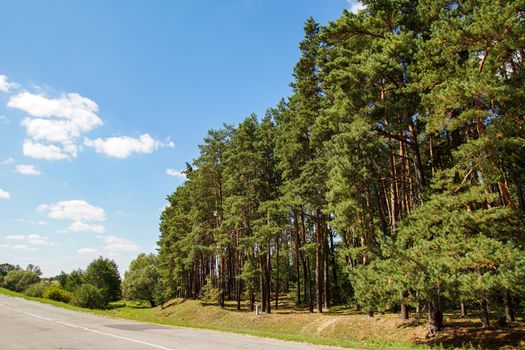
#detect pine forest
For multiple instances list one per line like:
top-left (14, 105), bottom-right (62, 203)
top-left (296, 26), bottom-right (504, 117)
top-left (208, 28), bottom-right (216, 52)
top-left (157, 0), bottom-right (525, 332)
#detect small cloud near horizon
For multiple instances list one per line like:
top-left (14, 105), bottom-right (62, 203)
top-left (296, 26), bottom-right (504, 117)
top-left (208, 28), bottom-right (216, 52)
top-left (16, 164), bottom-right (42, 176)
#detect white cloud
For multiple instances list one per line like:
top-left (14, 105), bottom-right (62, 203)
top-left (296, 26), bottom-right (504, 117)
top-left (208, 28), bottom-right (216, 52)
top-left (84, 133), bottom-right (171, 159)
top-left (38, 200), bottom-right (106, 221)
top-left (5, 234), bottom-right (51, 246)
top-left (166, 168), bottom-right (186, 178)
top-left (77, 247), bottom-right (98, 256)
top-left (23, 141), bottom-right (70, 160)
top-left (0, 243), bottom-right (36, 251)
top-left (348, 0), bottom-right (366, 14)
top-left (4, 234), bottom-right (24, 240)
top-left (16, 164), bottom-right (41, 176)
top-left (0, 188), bottom-right (11, 199)
top-left (8, 92), bottom-right (101, 127)
top-left (0, 75), bottom-right (17, 93)
top-left (0, 116), bottom-right (9, 124)
top-left (100, 235), bottom-right (139, 253)
top-left (0, 158), bottom-right (15, 165)
top-left (64, 221), bottom-right (106, 234)
top-left (7, 84), bottom-right (173, 162)
top-left (8, 92), bottom-right (102, 160)
top-left (21, 118), bottom-right (82, 146)
top-left (11, 218), bottom-right (47, 225)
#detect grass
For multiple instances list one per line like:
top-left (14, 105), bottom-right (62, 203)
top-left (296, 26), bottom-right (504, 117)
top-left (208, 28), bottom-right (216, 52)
top-left (1, 287), bottom-right (523, 350)
top-left (103, 300), bottom-right (430, 350)
top-left (0, 287), bottom-right (425, 350)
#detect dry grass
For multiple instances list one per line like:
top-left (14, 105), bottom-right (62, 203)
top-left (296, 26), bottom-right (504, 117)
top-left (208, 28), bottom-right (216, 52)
top-left (113, 298), bottom-right (427, 349)
top-left (150, 299), bottom-right (525, 349)
top-left (154, 298), bottom-right (426, 342)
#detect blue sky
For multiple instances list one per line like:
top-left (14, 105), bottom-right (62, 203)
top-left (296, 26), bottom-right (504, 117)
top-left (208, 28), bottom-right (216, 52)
top-left (0, 0), bottom-right (356, 277)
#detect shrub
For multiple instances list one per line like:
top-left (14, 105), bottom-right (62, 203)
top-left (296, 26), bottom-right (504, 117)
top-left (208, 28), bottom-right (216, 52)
top-left (201, 276), bottom-right (222, 305)
top-left (43, 284), bottom-right (71, 303)
top-left (3, 269), bottom-right (40, 292)
top-left (71, 284), bottom-right (107, 309)
top-left (23, 280), bottom-right (52, 298)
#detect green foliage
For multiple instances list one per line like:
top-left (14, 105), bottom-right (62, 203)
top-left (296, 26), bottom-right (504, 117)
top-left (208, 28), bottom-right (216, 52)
top-left (239, 259), bottom-right (259, 295)
top-left (7, 0), bottom-right (525, 331)
top-left (0, 263), bottom-right (18, 279)
top-left (201, 276), bottom-right (222, 305)
top-left (23, 280), bottom-right (52, 298)
top-left (0, 263), bottom-right (19, 287)
top-left (25, 264), bottom-right (42, 276)
top-left (122, 253), bottom-right (161, 307)
top-left (43, 284), bottom-right (71, 303)
top-left (71, 284), bottom-right (107, 309)
top-left (57, 269), bottom-right (84, 292)
top-left (155, 0), bottom-right (525, 330)
top-left (83, 257), bottom-right (121, 303)
top-left (3, 269), bottom-right (40, 292)
top-left (351, 259), bottom-right (396, 313)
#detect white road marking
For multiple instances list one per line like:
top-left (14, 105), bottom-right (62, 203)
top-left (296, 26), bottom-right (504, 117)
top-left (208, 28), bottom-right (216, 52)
top-left (0, 301), bottom-right (175, 350)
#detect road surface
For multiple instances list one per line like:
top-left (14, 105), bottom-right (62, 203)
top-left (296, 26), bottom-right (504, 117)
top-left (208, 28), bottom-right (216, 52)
top-left (0, 294), bottom-right (341, 350)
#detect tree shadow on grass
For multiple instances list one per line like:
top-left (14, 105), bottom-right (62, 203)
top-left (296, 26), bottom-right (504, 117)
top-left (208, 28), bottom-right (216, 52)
top-left (419, 321), bottom-right (525, 349)
top-left (161, 298), bottom-right (188, 309)
top-left (126, 304), bottom-right (151, 309)
top-left (107, 302), bottom-right (127, 310)
top-left (396, 319), bottom-right (423, 328)
top-left (108, 301), bottom-right (154, 310)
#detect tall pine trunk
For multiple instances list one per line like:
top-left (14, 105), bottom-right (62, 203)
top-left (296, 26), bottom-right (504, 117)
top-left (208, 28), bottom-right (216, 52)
top-left (323, 218), bottom-right (330, 310)
top-left (301, 210), bottom-right (313, 313)
top-left (260, 256), bottom-right (267, 312)
top-left (480, 297), bottom-right (490, 328)
top-left (503, 289), bottom-right (515, 323)
top-left (408, 121), bottom-right (426, 190)
top-left (250, 290), bottom-right (255, 312)
top-left (315, 211), bottom-right (324, 313)
top-left (460, 301), bottom-right (467, 317)
top-left (275, 235), bottom-right (279, 310)
top-left (428, 298), bottom-right (443, 332)
top-left (219, 256), bottom-right (225, 307)
top-left (293, 211), bottom-right (302, 304)
top-left (329, 228), bottom-right (339, 303)
top-left (266, 248), bottom-right (272, 314)
top-left (400, 291), bottom-right (409, 320)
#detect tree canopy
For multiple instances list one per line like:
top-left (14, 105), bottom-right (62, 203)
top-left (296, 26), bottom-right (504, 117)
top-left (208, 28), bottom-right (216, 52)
top-left (156, 0), bottom-right (525, 330)
top-left (122, 253), bottom-right (161, 307)
top-left (83, 257), bottom-right (122, 303)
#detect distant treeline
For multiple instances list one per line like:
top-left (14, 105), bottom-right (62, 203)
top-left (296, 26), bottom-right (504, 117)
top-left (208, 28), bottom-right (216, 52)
top-left (0, 258), bottom-right (122, 309)
top-left (1, 253), bottom-right (161, 311)
top-left (157, 0), bottom-right (525, 331)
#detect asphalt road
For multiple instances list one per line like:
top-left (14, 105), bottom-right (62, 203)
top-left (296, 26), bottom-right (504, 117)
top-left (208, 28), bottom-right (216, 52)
top-left (0, 294), bottom-right (340, 350)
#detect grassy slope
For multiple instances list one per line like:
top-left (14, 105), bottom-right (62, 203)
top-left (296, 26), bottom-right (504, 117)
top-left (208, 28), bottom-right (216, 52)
top-left (110, 298), bottom-right (432, 350)
top-left (13, 288), bottom-right (525, 350)
top-left (4, 288), bottom-right (525, 350)
top-left (5, 287), bottom-right (518, 350)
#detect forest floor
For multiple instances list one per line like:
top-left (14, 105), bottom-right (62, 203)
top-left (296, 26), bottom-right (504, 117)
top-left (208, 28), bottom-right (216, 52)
top-left (1, 288), bottom-right (523, 349)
